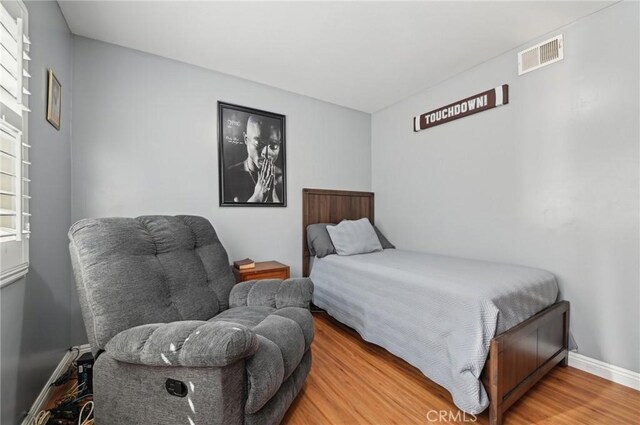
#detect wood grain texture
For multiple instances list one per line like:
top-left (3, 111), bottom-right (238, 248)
top-left (488, 301), bottom-right (569, 424)
top-left (283, 314), bottom-right (640, 425)
top-left (232, 261), bottom-right (290, 283)
top-left (302, 188), bottom-right (374, 277)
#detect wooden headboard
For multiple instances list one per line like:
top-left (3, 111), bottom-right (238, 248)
top-left (302, 188), bottom-right (374, 277)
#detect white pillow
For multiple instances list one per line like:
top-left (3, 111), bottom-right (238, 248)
top-left (326, 218), bottom-right (383, 256)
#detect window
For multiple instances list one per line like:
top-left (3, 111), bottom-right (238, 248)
top-left (1, 0), bottom-right (30, 287)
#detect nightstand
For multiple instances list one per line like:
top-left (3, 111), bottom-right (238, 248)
top-left (233, 261), bottom-right (290, 283)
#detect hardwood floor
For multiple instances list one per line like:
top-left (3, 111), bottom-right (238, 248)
top-left (282, 313), bottom-right (640, 425)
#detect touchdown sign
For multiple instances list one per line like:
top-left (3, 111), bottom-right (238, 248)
top-left (413, 85), bottom-right (509, 132)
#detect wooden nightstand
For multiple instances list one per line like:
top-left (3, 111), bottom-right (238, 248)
top-left (233, 261), bottom-right (290, 283)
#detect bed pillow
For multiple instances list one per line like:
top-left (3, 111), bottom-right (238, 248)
top-left (306, 223), bottom-right (336, 258)
top-left (326, 218), bottom-right (383, 256)
top-left (373, 226), bottom-right (395, 249)
top-left (307, 222), bottom-right (395, 257)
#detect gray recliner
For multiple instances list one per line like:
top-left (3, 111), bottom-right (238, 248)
top-left (68, 215), bottom-right (314, 425)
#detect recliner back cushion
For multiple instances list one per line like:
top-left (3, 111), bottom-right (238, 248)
top-left (69, 215), bottom-right (236, 351)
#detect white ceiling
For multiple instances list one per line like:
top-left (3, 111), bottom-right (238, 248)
top-left (58, 1), bottom-right (614, 113)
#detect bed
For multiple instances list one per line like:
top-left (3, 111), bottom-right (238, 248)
top-left (302, 188), bottom-right (570, 425)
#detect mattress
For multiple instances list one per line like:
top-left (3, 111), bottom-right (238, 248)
top-left (309, 249), bottom-right (558, 414)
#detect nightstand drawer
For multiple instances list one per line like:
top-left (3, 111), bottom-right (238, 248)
top-left (233, 261), bottom-right (290, 283)
top-left (241, 270), bottom-right (289, 282)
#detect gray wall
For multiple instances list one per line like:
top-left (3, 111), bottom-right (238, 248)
top-left (71, 37), bottom-right (371, 279)
top-left (372, 2), bottom-right (639, 372)
top-left (1, 1), bottom-right (74, 424)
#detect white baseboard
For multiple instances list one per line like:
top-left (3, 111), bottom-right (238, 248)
top-left (21, 344), bottom-right (91, 425)
top-left (568, 352), bottom-right (640, 391)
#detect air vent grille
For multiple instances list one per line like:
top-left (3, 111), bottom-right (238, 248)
top-left (518, 34), bottom-right (563, 75)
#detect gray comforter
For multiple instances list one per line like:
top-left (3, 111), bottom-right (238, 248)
top-left (310, 249), bottom-right (558, 414)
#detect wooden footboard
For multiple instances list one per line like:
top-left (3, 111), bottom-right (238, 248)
top-left (484, 301), bottom-right (570, 425)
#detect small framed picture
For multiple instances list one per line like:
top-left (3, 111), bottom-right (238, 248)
top-left (218, 102), bottom-right (286, 207)
top-left (46, 69), bottom-right (61, 130)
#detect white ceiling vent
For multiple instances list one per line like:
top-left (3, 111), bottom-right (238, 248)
top-left (518, 34), bottom-right (563, 75)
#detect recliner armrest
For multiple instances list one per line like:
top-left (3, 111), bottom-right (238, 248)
top-left (105, 320), bottom-right (258, 367)
top-left (229, 278), bottom-right (314, 309)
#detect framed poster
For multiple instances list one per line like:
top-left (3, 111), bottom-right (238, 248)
top-left (46, 69), bottom-right (62, 130)
top-left (218, 102), bottom-right (286, 207)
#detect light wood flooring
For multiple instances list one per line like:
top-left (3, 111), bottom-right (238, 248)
top-left (282, 313), bottom-right (640, 425)
top-left (38, 313), bottom-right (639, 424)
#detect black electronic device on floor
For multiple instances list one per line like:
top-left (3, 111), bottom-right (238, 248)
top-left (76, 352), bottom-right (94, 397)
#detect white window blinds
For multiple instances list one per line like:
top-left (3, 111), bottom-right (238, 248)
top-left (1, 0), bottom-right (30, 286)
top-left (1, 3), bottom-right (30, 117)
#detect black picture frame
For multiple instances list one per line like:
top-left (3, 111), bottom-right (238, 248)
top-left (218, 102), bottom-right (287, 207)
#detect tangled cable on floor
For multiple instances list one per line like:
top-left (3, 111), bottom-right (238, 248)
top-left (29, 349), bottom-right (94, 425)
top-left (31, 386), bottom-right (94, 425)
top-left (78, 401), bottom-right (94, 425)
